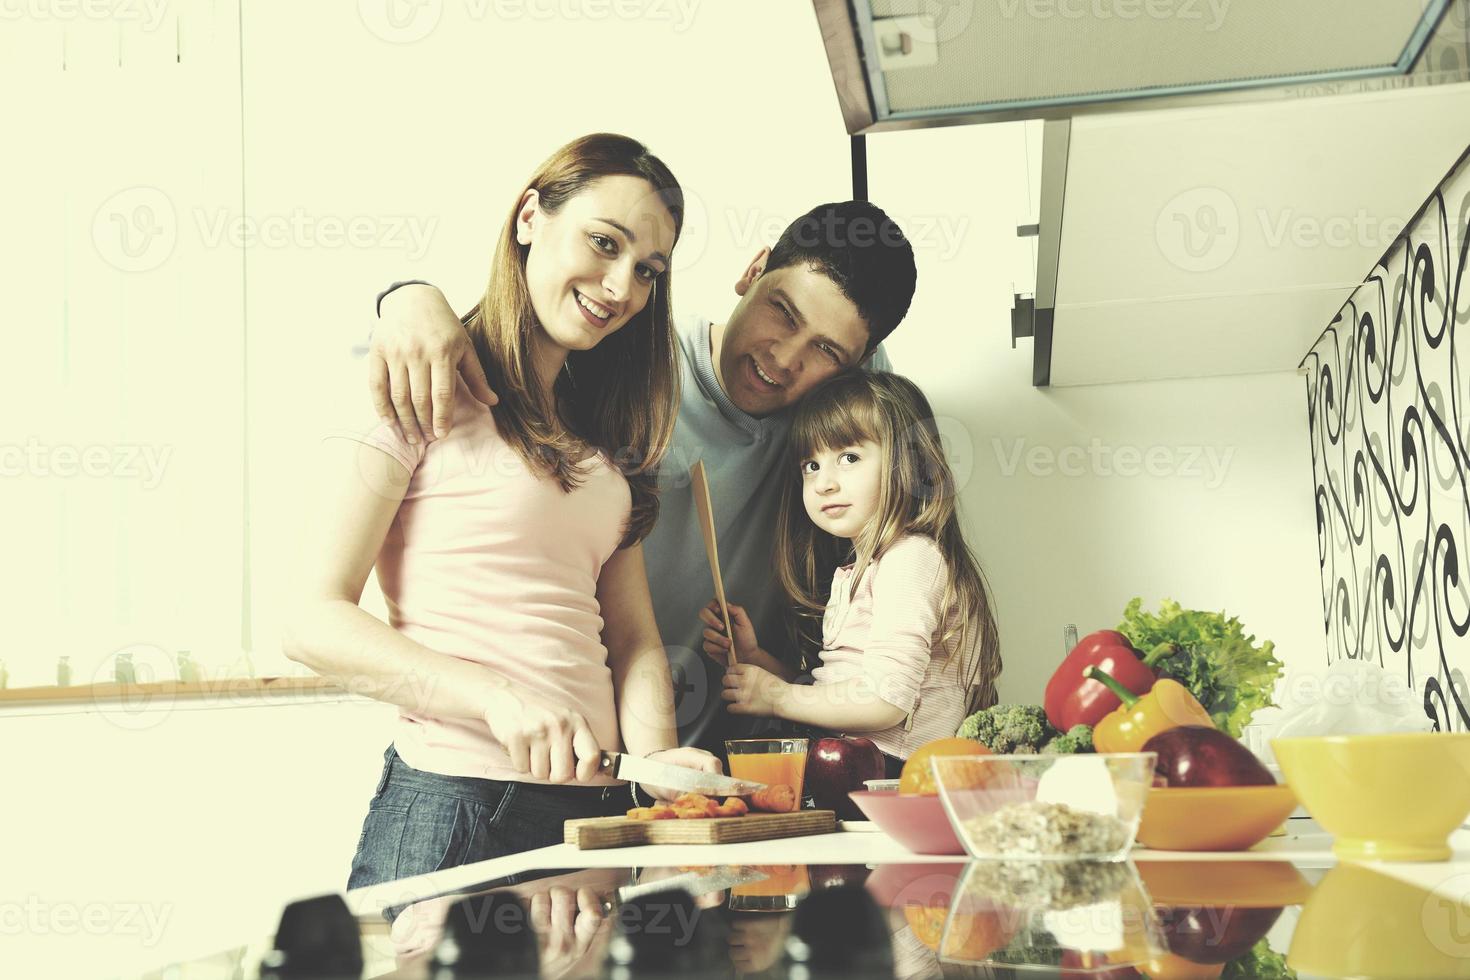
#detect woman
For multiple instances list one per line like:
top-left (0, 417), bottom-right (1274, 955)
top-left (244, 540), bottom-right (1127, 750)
top-left (284, 134), bottom-right (720, 901)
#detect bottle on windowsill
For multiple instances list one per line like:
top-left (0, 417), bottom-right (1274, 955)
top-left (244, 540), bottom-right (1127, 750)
top-left (114, 651), bottom-right (137, 686)
top-left (57, 656), bottom-right (72, 687)
top-left (177, 650), bottom-right (202, 685)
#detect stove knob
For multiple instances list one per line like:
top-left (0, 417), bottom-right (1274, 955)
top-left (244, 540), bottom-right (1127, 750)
top-left (260, 893), bottom-right (363, 979)
top-left (430, 892), bottom-right (540, 979)
top-left (605, 889), bottom-right (729, 978)
top-left (786, 885), bottom-right (893, 978)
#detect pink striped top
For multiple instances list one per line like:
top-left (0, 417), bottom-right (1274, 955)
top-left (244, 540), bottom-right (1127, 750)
top-left (811, 534), bottom-right (976, 759)
top-left (328, 380), bottom-right (631, 784)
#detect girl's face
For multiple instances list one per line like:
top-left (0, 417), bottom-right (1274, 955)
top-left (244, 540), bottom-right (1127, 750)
top-left (800, 439), bottom-right (884, 540)
top-left (517, 174), bottom-right (675, 354)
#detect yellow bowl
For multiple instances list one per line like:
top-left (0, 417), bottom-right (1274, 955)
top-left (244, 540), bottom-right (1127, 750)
top-left (1290, 861), bottom-right (1470, 978)
top-left (1272, 732), bottom-right (1470, 862)
top-left (1135, 784), bottom-right (1297, 851)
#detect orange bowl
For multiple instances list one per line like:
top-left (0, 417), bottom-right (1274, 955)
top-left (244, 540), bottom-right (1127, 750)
top-left (1137, 860), bottom-right (1315, 907)
top-left (1136, 784), bottom-right (1297, 851)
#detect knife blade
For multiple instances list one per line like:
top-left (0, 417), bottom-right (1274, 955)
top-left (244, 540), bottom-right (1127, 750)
top-left (598, 752), bottom-right (767, 797)
top-left (602, 866), bottom-right (769, 914)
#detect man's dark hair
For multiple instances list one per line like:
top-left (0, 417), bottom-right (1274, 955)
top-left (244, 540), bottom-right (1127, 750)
top-left (764, 201), bottom-right (917, 354)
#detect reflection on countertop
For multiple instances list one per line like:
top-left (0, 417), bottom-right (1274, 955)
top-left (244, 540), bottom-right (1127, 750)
top-left (147, 852), bottom-right (1470, 979)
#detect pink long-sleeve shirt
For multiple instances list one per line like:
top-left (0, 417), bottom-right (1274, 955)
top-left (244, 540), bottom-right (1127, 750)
top-left (811, 534), bottom-right (976, 758)
top-left (329, 381), bottom-right (631, 784)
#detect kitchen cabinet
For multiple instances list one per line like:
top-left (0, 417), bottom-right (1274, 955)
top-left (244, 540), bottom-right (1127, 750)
top-left (1014, 83), bottom-right (1470, 386)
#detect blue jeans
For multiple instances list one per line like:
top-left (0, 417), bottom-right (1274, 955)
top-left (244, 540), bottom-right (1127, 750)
top-left (346, 744), bottom-right (627, 916)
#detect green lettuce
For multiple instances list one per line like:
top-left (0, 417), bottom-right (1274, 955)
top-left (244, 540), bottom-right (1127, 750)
top-left (1220, 938), bottom-right (1295, 978)
top-left (1118, 598), bottom-right (1283, 738)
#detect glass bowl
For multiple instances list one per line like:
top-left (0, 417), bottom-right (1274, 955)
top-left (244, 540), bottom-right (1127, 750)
top-left (938, 860), bottom-right (1164, 968)
top-left (930, 753), bottom-right (1156, 862)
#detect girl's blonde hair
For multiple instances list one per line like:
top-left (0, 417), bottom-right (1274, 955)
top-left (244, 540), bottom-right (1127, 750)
top-left (774, 371), bottom-right (1001, 714)
top-left (463, 133), bottom-right (682, 547)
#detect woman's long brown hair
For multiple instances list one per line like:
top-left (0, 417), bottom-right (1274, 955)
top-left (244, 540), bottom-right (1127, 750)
top-left (463, 133), bottom-right (683, 547)
top-left (774, 371), bottom-right (1001, 715)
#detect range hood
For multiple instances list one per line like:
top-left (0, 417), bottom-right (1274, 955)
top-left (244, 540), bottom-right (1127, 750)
top-left (815, 0), bottom-right (1469, 132)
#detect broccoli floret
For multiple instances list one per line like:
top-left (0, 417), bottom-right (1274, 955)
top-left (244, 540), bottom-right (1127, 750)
top-left (1042, 725), bottom-right (1095, 755)
top-left (957, 704), bottom-right (1057, 754)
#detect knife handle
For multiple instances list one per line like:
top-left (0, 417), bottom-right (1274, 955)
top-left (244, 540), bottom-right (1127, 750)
top-left (597, 751), bottom-right (620, 778)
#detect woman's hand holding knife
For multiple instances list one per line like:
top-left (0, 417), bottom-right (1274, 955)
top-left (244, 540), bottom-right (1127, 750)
top-left (483, 689), bottom-right (721, 799)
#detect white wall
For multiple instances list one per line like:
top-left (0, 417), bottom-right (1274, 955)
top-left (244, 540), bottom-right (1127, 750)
top-left (7, 2), bottom-right (1325, 977)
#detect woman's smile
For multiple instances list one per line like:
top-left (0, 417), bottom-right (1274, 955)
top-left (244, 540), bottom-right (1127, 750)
top-left (574, 289), bottom-right (615, 329)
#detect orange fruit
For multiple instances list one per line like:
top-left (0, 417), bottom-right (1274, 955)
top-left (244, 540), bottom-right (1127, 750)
top-left (903, 905), bottom-right (948, 950)
top-left (902, 905), bottom-right (1017, 960)
top-left (939, 910), bottom-right (1020, 962)
top-left (898, 737), bottom-right (988, 797)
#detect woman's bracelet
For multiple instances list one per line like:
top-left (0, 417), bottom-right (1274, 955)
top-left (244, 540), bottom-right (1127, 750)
top-left (630, 781), bottom-right (652, 808)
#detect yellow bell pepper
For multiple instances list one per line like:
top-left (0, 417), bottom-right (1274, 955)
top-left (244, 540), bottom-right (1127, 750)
top-left (1143, 952), bottom-right (1225, 979)
top-left (1083, 665), bottom-right (1215, 754)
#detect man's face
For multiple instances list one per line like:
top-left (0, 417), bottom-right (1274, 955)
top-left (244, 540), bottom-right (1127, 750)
top-left (716, 253), bottom-right (873, 417)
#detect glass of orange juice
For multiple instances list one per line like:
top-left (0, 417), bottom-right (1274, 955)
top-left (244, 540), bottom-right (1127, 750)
top-left (725, 738), bottom-right (808, 808)
top-left (729, 864), bottom-right (812, 911)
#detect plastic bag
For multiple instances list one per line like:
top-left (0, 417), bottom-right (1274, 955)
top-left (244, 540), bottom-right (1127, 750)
top-left (1242, 659), bottom-right (1432, 767)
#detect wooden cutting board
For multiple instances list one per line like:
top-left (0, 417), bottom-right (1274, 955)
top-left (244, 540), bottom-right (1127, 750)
top-left (565, 811), bottom-right (836, 849)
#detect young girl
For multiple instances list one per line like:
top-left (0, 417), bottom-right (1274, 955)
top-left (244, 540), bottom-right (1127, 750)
top-left (285, 134), bottom-right (719, 902)
top-left (700, 371), bottom-right (1000, 775)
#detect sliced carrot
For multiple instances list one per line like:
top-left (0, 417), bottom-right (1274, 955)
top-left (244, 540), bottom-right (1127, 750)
top-left (714, 797), bottom-right (750, 818)
top-left (680, 799), bottom-right (722, 819)
top-left (748, 783), bottom-right (797, 813)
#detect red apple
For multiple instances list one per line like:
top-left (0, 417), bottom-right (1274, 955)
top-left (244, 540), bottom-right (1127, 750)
top-left (1143, 726), bottom-right (1275, 788)
top-left (806, 736), bottom-right (887, 820)
top-left (1157, 905), bottom-right (1284, 963)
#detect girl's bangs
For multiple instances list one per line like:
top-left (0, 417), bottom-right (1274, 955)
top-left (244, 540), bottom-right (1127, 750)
top-left (789, 382), bottom-right (883, 460)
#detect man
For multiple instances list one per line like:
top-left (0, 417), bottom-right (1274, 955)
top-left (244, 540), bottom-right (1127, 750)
top-left (369, 201), bottom-right (916, 751)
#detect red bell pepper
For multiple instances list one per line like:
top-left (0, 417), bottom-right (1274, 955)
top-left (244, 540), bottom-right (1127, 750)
top-left (1045, 629), bottom-right (1160, 731)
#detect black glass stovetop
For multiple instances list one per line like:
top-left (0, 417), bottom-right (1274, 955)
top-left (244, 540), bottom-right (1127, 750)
top-left (132, 856), bottom-right (1470, 978)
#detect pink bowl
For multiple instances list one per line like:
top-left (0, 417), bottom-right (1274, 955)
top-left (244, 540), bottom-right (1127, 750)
top-left (848, 790), bottom-right (965, 855)
top-left (865, 862), bottom-right (968, 907)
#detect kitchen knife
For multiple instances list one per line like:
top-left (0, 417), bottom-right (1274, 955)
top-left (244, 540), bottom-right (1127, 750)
top-left (598, 752), bottom-right (767, 797)
top-left (601, 866), bottom-right (769, 914)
